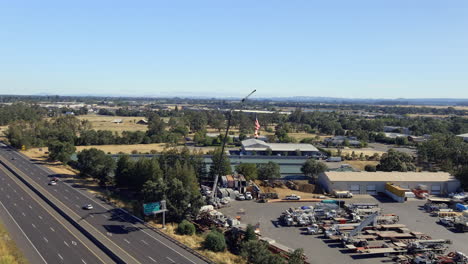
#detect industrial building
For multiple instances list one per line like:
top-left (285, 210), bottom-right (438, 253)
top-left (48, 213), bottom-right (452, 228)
top-left (319, 171), bottom-right (461, 196)
top-left (241, 138), bottom-right (320, 157)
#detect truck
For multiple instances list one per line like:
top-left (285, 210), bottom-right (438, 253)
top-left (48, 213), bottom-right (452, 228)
top-left (285, 194), bottom-right (301, 200)
top-left (327, 157), bottom-right (342, 162)
top-left (333, 191), bottom-right (353, 198)
top-left (244, 192), bottom-right (253, 200)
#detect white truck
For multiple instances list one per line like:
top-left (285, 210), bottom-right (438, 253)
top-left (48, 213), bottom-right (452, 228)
top-left (244, 192), bottom-right (253, 200)
top-left (285, 194), bottom-right (301, 200)
top-left (333, 191), bottom-right (353, 198)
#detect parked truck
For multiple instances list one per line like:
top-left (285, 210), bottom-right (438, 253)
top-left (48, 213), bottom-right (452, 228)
top-left (333, 191), bottom-right (353, 198)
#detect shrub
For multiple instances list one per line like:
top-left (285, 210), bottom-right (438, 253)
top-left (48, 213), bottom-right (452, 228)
top-left (364, 165), bottom-right (377, 172)
top-left (177, 220), bottom-right (195, 235)
top-left (203, 230), bottom-right (226, 252)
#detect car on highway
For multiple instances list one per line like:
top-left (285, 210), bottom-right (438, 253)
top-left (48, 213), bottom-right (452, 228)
top-left (48, 181), bottom-right (57, 186)
top-left (83, 204), bottom-right (93, 210)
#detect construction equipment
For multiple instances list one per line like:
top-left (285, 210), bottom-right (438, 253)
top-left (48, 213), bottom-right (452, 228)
top-left (341, 212), bottom-right (379, 245)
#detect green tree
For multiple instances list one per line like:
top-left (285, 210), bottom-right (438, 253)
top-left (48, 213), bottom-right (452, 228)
top-left (364, 164), bottom-right (377, 172)
top-left (115, 155), bottom-right (133, 188)
top-left (288, 248), bottom-right (305, 264)
top-left (203, 230), bottom-right (226, 252)
top-left (47, 140), bottom-right (76, 163)
top-left (177, 220), bottom-right (196, 235)
top-left (257, 162), bottom-right (281, 180)
top-left (377, 149), bottom-right (416, 172)
top-left (240, 240), bottom-right (285, 264)
top-left (235, 163), bottom-right (258, 181)
top-left (301, 159), bottom-right (327, 182)
top-left (77, 148), bottom-right (116, 186)
top-left (209, 149), bottom-right (232, 179)
top-left (244, 224), bottom-right (257, 242)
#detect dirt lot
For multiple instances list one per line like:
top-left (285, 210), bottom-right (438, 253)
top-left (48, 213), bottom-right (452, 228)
top-left (77, 114), bottom-right (148, 134)
top-left (325, 147), bottom-right (386, 157)
top-left (219, 197), bottom-right (467, 264)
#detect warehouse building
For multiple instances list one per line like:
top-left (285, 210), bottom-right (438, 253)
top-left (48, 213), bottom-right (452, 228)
top-left (241, 139), bottom-right (321, 157)
top-left (319, 171), bottom-right (461, 196)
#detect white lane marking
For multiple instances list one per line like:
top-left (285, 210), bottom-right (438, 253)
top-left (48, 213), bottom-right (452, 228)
top-left (65, 189), bottom-right (69, 192)
top-left (74, 204), bottom-right (80, 208)
top-left (0, 187), bottom-right (3, 190)
top-left (148, 256), bottom-right (157, 262)
top-left (81, 259), bottom-right (87, 264)
top-left (0, 200), bottom-right (47, 264)
top-left (20, 196), bottom-right (24, 200)
top-left (106, 232), bottom-right (112, 237)
top-left (58, 253), bottom-right (63, 261)
top-left (72, 241), bottom-right (77, 246)
top-left (38, 215), bottom-right (43, 220)
top-left (43, 237), bottom-right (48, 243)
top-left (21, 212), bottom-right (26, 216)
top-left (166, 257), bottom-right (175, 263)
top-left (64, 196), bottom-right (69, 200)
top-left (141, 239), bottom-right (149, 245)
top-left (13, 203), bottom-right (17, 207)
top-left (75, 196), bottom-right (79, 199)
top-left (31, 223), bottom-right (36, 228)
top-left (50, 227), bottom-right (55, 232)
top-left (124, 238), bottom-right (131, 244)
top-left (28, 205), bottom-right (33, 209)
top-left (89, 214), bottom-right (94, 218)
top-left (6, 195), bottom-right (10, 199)
top-left (64, 241), bottom-right (69, 247)
top-left (13, 189), bottom-right (16, 193)
top-left (102, 215), bottom-right (108, 219)
top-left (54, 189), bottom-right (58, 192)
top-left (7, 183), bottom-right (10, 186)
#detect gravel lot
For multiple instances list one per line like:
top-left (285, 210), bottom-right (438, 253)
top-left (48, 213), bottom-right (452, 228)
top-left (218, 196), bottom-right (467, 264)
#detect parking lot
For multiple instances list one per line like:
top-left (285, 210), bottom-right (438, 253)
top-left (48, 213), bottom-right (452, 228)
top-left (218, 196), bottom-right (466, 264)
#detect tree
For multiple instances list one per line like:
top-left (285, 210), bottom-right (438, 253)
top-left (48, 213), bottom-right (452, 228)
top-left (203, 230), bottom-right (226, 252)
top-left (209, 149), bottom-right (232, 179)
top-left (240, 240), bottom-right (285, 264)
top-left (288, 248), bottom-right (305, 264)
top-left (244, 224), bottom-right (257, 242)
top-left (235, 163), bottom-right (258, 181)
top-left (395, 136), bottom-right (409, 146)
top-left (364, 164), bottom-right (377, 172)
top-left (47, 140), bottom-right (76, 163)
top-left (177, 220), bottom-right (195, 235)
top-left (77, 148), bottom-right (116, 186)
top-left (115, 155), bottom-right (133, 188)
top-left (377, 149), bottom-right (416, 172)
top-left (257, 162), bottom-right (280, 180)
top-left (301, 159), bottom-right (327, 182)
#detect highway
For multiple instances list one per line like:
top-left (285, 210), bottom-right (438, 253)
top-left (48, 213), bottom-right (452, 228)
top-left (0, 164), bottom-right (111, 264)
top-left (0, 146), bottom-right (210, 264)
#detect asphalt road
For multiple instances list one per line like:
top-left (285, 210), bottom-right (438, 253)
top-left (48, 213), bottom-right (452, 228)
top-left (0, 164), bottom-right (109, 264)
top-left (0, 146), bottom-right (209, 264)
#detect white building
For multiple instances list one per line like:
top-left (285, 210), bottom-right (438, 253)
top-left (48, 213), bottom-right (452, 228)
top-left (319, 171), bottom-right (460, 196)
top-left (241, 139), bottom-right (320, 157)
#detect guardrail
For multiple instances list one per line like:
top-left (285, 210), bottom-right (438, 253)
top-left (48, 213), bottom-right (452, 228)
top-left (0, 158), bottom-right (127, 264)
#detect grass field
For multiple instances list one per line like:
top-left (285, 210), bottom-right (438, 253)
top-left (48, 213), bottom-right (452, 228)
top-left (345, 160), bottom-right (380, 171)
top-left (0, 221), bottom-right (28, 264)
top-left (76, 114), bottom-right (148, 134)
top-left (325, 147), bottom-right (385, 157)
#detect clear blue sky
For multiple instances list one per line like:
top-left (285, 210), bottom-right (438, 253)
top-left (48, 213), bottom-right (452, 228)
top-left (1, 1), bottom-right (467, 98)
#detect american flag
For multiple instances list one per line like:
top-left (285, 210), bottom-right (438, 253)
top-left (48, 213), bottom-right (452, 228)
top-left (254, 118), bottom-right (260, 138)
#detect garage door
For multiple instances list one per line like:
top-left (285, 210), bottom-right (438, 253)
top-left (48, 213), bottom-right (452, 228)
top-left (431, 185), bottom-right (441, 195)
top-left (366, 185), bottom-right (377, 195)
top-left (350, 185), bottom-right (360, 194)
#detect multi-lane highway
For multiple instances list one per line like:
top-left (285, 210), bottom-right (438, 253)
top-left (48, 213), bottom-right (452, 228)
top-left (0, 163), bottom-right (112, 264)
top-left (0, 145), bottom-right (210, 264)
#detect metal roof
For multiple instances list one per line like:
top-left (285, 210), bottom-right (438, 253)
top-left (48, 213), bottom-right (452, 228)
top-left (241, 139), bottom-right (319, 152)
top-left (324, 171), bottom-right (458, 182)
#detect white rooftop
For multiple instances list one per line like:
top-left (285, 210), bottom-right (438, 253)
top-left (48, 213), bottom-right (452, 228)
top-left (324, 171), bottom-right (458, 182)
top-left (242, 139), bottom-right (319, 152)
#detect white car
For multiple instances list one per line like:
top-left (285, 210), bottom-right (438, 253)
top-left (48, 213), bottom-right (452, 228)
top-left (83, 204), bottom-right (93, 210)
top-left (285, 194), bottom-right (301, 200)
top-left (48, 181), bottom-right (57, 186)
top-left (245, 192), bottom-right (253, 200)
top-left (236, 194), bottom-right (246, 201)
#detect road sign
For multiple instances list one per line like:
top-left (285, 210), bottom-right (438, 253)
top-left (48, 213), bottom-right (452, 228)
top-left (143, 200), bottom-right (167, 216)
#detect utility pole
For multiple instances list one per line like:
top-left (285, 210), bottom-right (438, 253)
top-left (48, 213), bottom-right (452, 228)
top-left (211, 90), bottom-right (256, 199)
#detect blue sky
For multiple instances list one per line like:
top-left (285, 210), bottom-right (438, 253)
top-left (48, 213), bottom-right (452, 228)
top-left (1, 1), bottom-right (467, 98)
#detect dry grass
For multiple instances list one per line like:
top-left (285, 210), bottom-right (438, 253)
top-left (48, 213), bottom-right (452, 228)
top-left (326, 148), bottom-right (385, 157)
top-left (0, 221), bottom-right (28, 264)
top-left (255, 180), bottom-right (321, 198)
top-left (344, 160), bottom-right (380, 171)
top-left (77, 114), bottom-right (147, 134)
top-left (152, 223), bottom-right (245, 264)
